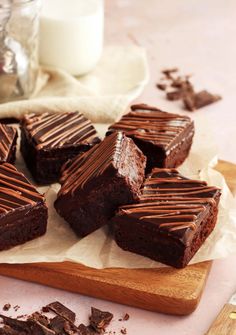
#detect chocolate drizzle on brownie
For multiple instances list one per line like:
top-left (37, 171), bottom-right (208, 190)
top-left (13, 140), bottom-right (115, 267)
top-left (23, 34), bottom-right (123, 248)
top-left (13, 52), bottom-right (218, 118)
top-left (118, 168), bottom-right (220, 242)
top-left (60, 132), bottom-right (124, 195)
top-left (0, 124), bottom-right (17, 161)
top-left (0, 163), bottom-right (44, 213)
top-left (108, 104), bottom-right (193, 151)
top-left (23, 112), bottom-right (98, 149)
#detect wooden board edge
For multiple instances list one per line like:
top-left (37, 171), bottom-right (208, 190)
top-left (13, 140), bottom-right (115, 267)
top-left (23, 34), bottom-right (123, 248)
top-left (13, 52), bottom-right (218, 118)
top-left (0, 261), bottom-right (213, 315)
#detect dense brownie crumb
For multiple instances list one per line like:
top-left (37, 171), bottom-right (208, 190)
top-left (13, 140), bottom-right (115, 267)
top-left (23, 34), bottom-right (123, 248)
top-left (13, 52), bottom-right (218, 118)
top-left (156, 68), bottom-right (222, 111)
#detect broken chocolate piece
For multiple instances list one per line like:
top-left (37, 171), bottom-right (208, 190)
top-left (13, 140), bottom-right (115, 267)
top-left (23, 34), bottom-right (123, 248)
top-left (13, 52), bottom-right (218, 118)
top-left (29, 312), bottom-right (50, 327)
top-left (46, 302), bottom-right (76, 324)
top-left (123, 314), bottom-right (129, 321)
top-left (78, 324), bottom-right (96, 335)
top-left (156, 83), bottom-right (166, 91)
top-left (89, 307), bottom-right (113, 333)
top-left (120, 328), bottom-right (127, 335)
top-left (166, 90), bottom-right (183, 101)
top-left (2, 304), bottom-right (11, 312)
top-left (0, 314), bottom-right (55, 335)
top-left (183, 90), bottom-right (222, 111)
top-left (49, 316), bottom-right (67, 335)
top-left (162, 67), bottom-right (178, 78)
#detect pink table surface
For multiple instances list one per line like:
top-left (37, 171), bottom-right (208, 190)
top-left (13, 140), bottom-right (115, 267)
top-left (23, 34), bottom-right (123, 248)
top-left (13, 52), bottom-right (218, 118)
top-left (1, 1), bottom-right (236, 334)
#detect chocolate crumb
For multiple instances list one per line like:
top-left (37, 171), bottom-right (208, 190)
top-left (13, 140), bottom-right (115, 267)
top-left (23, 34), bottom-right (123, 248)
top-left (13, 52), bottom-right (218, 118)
top-left (162, 68), bottom-right (178, 77)
top-left (12, 306), bottom-right (20, 312)
top-left (120, 328), bottom-right (127, 334)
top-left (123, 314), bottom-right (129, 321)
top-left (166, 90), bottom-right (183, 101)
top-left (2, 304), bottom-right (11, 312)
top-left (156, 83), bottom-right (166, 91)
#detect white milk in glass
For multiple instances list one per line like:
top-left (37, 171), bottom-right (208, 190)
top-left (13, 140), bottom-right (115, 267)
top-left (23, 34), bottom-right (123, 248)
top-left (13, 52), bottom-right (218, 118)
top-left (39, 0), bottom-right (104, 75)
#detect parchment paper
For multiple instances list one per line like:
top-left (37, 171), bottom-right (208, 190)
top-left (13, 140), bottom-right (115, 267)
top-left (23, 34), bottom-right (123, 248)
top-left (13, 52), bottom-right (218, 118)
top-left (0, 118), bottom-right (235, 268)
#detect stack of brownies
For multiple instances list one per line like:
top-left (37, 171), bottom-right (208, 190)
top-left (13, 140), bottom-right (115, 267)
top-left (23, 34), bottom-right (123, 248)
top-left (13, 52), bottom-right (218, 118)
top-left (0, 104), bottom-right (221, 268)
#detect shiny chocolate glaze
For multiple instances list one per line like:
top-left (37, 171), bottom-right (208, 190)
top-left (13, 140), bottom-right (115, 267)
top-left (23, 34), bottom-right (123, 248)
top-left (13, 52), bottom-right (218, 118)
top-left (117, 168), bottom-right (221, 245)
top-left (22, 112), bottom-right (99, 150)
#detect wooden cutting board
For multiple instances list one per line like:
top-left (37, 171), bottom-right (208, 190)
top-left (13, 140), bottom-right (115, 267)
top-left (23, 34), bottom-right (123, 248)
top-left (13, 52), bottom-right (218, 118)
top-left (0, 160), bottom-right (235, 316)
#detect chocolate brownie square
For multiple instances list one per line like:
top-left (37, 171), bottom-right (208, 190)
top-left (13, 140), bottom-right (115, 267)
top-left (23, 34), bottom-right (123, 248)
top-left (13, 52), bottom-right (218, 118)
top-left (0, 124), bottom-right (17, 164)
top-left (0, 163), bottom-right (48, 251)
top-left (55, 132), bottom-right (146, 237)
top-left (20, 111), bottom-right (100, 184)
top-left (107, 104), bottom-right (194, 172)
top-left (112, 168), bottom-right (221, 268)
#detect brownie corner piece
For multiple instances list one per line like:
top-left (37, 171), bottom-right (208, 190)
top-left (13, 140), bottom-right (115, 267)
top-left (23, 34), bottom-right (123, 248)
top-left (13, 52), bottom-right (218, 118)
top-left (0, 163), bottom-right (48, 251)
top-left (107, 103), bottom-right (194, 172)
top-left (20, 111), bottom-right (100, 184)
top-left (55, 132), bottom-right (146, 237)
top-left (112, 168), bottom-right (221, 268)
top-left (0, 123), bottom-right (18, 165)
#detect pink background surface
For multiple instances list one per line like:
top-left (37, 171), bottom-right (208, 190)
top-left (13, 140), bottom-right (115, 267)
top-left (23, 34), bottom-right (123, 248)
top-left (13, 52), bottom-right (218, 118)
top-left (1, 1), bottom-right (236, 334)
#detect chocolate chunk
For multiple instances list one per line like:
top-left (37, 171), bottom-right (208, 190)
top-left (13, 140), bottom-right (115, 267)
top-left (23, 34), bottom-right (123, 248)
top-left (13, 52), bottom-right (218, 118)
top-left (166, 90), bottom-right (183, 100)
top-left (78, 324), bottom-right (97, 335)
top-left (29, 312), bottom-right (50, 327)
top-left (120, 328), bottom-right (127, 335)
top-left (89, 307), bottom-right (113, 333)
top-left (123, 314), bottom-right (129, 321)
top-left (0, 315), bottom-right (55, 335)
top-left (0, 326), bottom-right (20, 335)
top-left (46, 302), bottom-right (76, 324)
top-left (184, 90), bottom-right (221, 111)
top-left (183, 94), bottom-right (196, 111)
top-left (2, 304), bottom-right (11, 312)
top-left (156, 83), bottom-right (167, 91)
top-left (49, 316), bottom-right (67, 335)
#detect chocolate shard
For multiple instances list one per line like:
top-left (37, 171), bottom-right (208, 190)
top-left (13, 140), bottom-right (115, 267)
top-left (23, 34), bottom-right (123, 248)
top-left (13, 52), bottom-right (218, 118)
top-left (49, 316), bottom-right (67, 335)
top-left (0, 314), bottom-right (55, 335)
top-left (78, 324), bottom-right (96, 335)
top-left (183, 90), bottom-right (221, 111)
top-left (46, 302), bottom-right (76, 324)
top-left (0, 326), bottom-right (21, 335)
top-left (166, 90), bottom-right (183, 101)
top-left (89, 307), bottom-right (113, 333)
top-left (156, 83), bottom-right (167, 91)
top-left (28, 312), bottom-right (50, 327)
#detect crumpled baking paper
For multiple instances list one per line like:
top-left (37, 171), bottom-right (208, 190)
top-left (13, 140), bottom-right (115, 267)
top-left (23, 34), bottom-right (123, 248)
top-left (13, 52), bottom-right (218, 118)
top-left (0, 118), bottom-right (235, 269)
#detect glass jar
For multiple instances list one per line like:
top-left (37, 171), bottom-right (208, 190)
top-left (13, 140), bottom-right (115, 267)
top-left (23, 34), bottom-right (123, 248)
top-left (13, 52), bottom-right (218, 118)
top-left (0, 0), bottom-right (40, 103)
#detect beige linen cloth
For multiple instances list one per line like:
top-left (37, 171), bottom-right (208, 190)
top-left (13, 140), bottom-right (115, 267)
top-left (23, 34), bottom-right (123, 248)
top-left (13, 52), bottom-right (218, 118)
top-left (0, 46), bottom-right (149, 123)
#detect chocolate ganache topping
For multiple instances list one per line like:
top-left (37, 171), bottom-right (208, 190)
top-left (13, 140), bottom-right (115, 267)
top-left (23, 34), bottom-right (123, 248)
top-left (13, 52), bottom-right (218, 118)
top-left (108, 104), bottom-right (194, 150)
top-left (118, 168), bottom-right (220, 245)
top-left (0, 163), bottom-right (44, 213)
top-left (0, 124), bottom-right (17, 160)
top-left (23, 112), bottom-right (98, 149)
top-left (59, 132), bottom-right (124, 195)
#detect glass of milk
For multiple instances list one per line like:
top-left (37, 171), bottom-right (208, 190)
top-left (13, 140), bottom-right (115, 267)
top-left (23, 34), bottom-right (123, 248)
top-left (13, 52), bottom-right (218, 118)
top-left (39, 0), bottom-right (104, 76)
